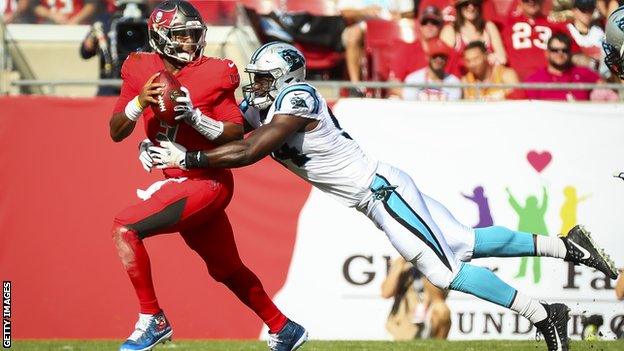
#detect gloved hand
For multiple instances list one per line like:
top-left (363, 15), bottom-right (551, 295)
top-left (148, 140), bottom-right (188, 170)
top-left (173, 86), bottom-right (223, 140)
top-left (138, 138), bottom-right (154, 172)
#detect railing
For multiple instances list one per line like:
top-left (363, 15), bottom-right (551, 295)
top-left (7, 79), bottom-right (624, 100)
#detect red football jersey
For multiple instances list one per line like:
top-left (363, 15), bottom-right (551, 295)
top-left (503, 12), bottom-right (570, 80)
top-left (112, 52), bottom-right (243, 179)
top-left (40, 0), bottom-right (85, 17)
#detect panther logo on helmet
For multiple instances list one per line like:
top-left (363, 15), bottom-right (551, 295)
top-left (280, 49), bottom-right (305, 72)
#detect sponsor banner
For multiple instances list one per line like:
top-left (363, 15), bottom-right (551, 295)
top-left (269, 99), bottom-right (624, 340)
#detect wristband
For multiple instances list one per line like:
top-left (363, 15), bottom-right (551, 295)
top-left (124, 96), bottom-right (144, 122)
top-left (192, 112), bottom-right (224, 140)
top-left (184, 151), bottom-right (209, 169)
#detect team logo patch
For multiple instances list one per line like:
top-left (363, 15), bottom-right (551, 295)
top-left (155, 11), bottom-right (163, 22)
top-left (290, 96), bottom-right (308, 109)
top-left (280, 49), bottom-right (305, 72)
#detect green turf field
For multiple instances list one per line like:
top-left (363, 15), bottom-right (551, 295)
top-left (9, 340), bottom-right (624, 351)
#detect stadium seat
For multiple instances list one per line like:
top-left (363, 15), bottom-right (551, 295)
top-left (284, 0), bottom-right (337, 15)
top-left (364, 19), bottom-right (413, 95)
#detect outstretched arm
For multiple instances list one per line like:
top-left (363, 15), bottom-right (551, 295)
top-left (151, 114), bottom-right (311, 169)
top-left (505, 187), bottom-right (522, 213)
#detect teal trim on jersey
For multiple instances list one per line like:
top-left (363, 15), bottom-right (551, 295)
top-left (449, 263), bottom-right (517, 308)
top-left (239, 99), bottom-right (250, 114)
top-left (275, 84), bottom-right (320, 113)
top-left (473, 227), bottom-right (535, 258)
top-left (371, 175), bottom-right (452, 271)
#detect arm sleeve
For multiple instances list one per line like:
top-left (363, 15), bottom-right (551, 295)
top-left (273, 85), bottom-right (322, 120)
top-left (112, 56), bottom-right (139, 114)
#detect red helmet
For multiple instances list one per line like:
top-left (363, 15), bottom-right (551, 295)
top-left (147, 0), bottom-right (206, 63)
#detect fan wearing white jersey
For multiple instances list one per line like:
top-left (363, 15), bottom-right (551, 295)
top-left (149, 42), bottom-right (618, 351)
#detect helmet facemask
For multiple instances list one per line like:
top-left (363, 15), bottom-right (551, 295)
top-left (242, 68), bottom-right (283, 110)
top-left (150, 22), bottom-right (206, 63)
top-left (148, 1), bottom-right (207, 64)
top-left (603, 40), bottom-right (624, 79)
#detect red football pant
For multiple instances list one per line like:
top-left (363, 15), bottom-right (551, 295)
top-left (112, 173), bottom-right (287, 333)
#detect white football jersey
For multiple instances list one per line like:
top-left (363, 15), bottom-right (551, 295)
top-left (242, 82), bottom-right (378, 207)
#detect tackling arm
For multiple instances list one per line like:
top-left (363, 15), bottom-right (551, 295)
top-left (186, 114), bottom-right (309, 168)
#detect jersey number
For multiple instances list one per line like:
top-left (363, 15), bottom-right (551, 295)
top-left (272, 144), bottom-right (310, 167)
top-left (156, 121), bottom-right (179, 143)
top-left (511, 23), bottom-right (551, 50)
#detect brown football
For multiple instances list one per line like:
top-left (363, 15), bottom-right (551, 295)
top-left (150, 70), bottom-right (183, 125)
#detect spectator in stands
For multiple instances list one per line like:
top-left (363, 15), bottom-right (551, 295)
top-left (35, 0), bottom-right (97, 24)
top-left (382, 257), bottom-right (450, 340)
top-left (503, 0), bottom-right (575, 80)
top-left (439, 0), bottom-right (507, 65)
top-left (388, 6), bottom-right (460, 96)
top-left (566, 0), bottom-right (607, 73)
top-left (338, 0), bottom-right (415, 95)
top-left (462, 40), bottom-right (522, 100)
top-left (80, 0), bottom-right (148, 96)
top-left (1, 0), bottom-right (34, 23)
top-left (524, 32), bottom-right (617, 100)
top-left (401, 39), bottom-right (462, 100)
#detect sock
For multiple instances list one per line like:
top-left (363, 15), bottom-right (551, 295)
top-left (115, 226), bottom-right (161, 315)
top-left (222, 265), bottom-right (288, 334)
top-left (509, 292), bottom-right (548, 324)
top-left (449, 263), bottom-right (517, 307)
top-left (473, 226), bottom-right (535, 258)
top-left (535, 235), bottom-right (567, 259)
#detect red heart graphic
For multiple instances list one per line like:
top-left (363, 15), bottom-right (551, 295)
top-left (527, 151), bottom-right (552, 173)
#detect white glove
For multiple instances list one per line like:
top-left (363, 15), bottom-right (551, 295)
top-left (148, 141), bottom-right (188, 170)
top-left (173, 86), bottom-right (223, 140)
top-left (174, 86), bottom-right (199, 124)
top-left (138, 138), bottom-right (154, 172)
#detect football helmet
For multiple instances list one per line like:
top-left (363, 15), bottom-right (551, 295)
top-left (242, 42), bottom-right (306, 110)
top-left (604, 6), bottom-right (624, 79)
top-left (147, 0), bottom-right (206, 63)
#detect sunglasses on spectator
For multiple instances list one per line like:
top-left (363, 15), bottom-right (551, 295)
top-left (431, 54), bottom-right (449, 60)
top-left (521, 0), bottom-right (542, 3)
top-left (421, 19), bottom-right (442, 26)
top-left (548, 47), bottom-right (570, 54)
top-left (458, 1), bottom-right (480, 8)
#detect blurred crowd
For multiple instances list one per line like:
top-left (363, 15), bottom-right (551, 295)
top-left (1, 0), bottom-right (621, 101)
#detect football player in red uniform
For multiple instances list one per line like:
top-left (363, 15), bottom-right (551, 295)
top-left (34, 0), bottom-right (97, 24)
top-left (109, 2), bottom-right (306, 351)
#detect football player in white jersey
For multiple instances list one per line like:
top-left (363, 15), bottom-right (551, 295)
top-left (149, 42), bottom-right (618, 351)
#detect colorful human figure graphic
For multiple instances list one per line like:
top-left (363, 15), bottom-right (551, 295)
top-left (560, 186), bottom-right (590, 235)
top-left (506, 186), bottom-right (548, 283)
top-left (462, 186), bottom-right (494, 228)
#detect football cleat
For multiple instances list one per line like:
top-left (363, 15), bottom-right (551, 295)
top-left (267, 319), bottom-right (308, 351)
top-left (560, 225), bottom-right (618, 279)
top-left (534, 303), bottom-right (570, 351)
top-left (120, 311), bottom-right (172, 351)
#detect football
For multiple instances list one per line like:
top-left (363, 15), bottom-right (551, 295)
top-left (150, 70), bottom-right (184, 125)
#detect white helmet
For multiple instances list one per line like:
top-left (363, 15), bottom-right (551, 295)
top-left (604, 6), bottom-right (624, 78)
top-left (242, 42), bottom-right (306, 110)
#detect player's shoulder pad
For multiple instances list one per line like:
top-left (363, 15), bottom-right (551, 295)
top-left (274, 83), bottom-right (320, 114)
top-left (121, 52), bottom-right (156, 75)
top-left (206, 57), bottom-right (240, 90)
